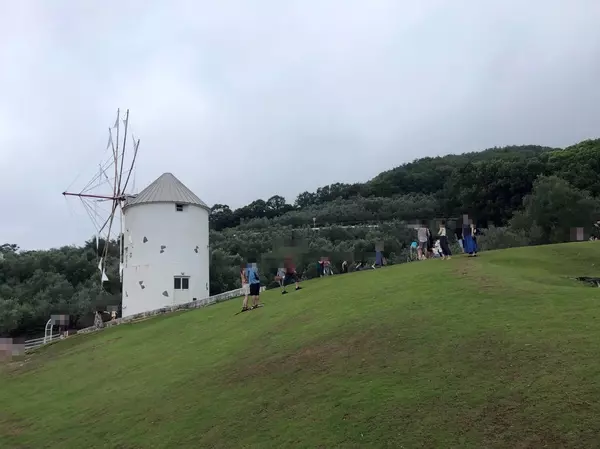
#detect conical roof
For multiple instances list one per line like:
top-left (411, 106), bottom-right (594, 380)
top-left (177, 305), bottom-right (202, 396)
top-left (123, 173), bottom-right (210, 211)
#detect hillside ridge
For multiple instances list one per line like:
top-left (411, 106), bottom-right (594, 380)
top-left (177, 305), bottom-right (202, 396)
top-left (3, 243), bottom-right (600, 448)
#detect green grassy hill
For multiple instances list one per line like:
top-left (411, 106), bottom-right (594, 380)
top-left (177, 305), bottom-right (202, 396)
top-left (3, 243), bottom-right (600, 448)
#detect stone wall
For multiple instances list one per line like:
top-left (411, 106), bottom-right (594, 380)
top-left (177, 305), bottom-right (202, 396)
top-left (77, 286), bottom-right (266, 335)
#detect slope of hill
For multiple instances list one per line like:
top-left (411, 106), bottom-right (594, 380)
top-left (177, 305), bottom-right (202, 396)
top-left (3, 243), bottom-right (600, 448)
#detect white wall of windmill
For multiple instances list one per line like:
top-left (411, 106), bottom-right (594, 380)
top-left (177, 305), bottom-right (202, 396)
top-left (121, 201), bottom-right (210, 318)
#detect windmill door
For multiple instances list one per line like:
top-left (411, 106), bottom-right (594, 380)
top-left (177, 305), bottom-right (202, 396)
top-left (173, 275), bottom-right (191, 305)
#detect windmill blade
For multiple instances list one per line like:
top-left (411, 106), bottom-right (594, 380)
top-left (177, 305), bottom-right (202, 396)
top-left (121, 138), bottom-right (140, 195)
top-left (62, 108), bottom-right (139, 292)
top-left (79, 155), bottom-right (115, 195)
top-left (89, 197), bottom-right (117, 235)
top-left (107, 109), bottom-right (120, 227)
top-left (99, 117), bottom-right (123, 238)
top-left (117, 199), bottom-right (125, 283)
top-left (100, 197), bottom-right (120, 277)
top-left (117, 109), bottom-right (130, 196)
top-left (106, 128), bottom-right (113, 150)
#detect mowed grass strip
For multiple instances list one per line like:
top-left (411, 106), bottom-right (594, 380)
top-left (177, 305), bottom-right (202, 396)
top-left (2, 242), bottom-right (600, 448)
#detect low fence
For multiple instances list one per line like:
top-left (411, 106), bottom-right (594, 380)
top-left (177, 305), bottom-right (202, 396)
top-left (20, 287), bottom-right (264, 353)
top-left (77, 285), bottom-right (265, 334)
top-left (24, 286), bottom-right (266, 350)
top-left (24, 334), bottom-right (61, 351)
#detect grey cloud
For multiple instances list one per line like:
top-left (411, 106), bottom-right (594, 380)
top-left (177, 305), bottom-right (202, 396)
top-left (1, 0), bottom-right (600, 250)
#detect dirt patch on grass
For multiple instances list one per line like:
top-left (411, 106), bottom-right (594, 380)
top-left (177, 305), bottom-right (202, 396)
top-left (451, 256), bottom-right (505, 293)
top-left (268, 310), bottom-right (314, 335)
top-left (1, 335), bottom-right (125, 378)
top-left (0, 413), bottom-right (30, 446)
top-left (0, 345), bottom-right (67, 377)
top-left (450, 391), bottom-right (571, 449)
top-left (452, 331), bottom-right (562, 383)
top-left (0, 353), bottom-right (45, 378)
top-left (366, 330), bottom-right (583, 448)
top-left (467, 392), bottom-right (574, 448)
top-left (222, 326), bottom-right (393, 385)
top-left (448, 332), bottom-right (583, 447)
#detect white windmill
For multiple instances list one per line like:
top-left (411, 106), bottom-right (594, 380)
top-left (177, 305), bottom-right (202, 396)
top-left (63, 110), bottom-right (211, 319)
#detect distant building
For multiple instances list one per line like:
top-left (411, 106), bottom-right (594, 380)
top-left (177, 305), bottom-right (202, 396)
top-left (121, 173), bottom-right (210, 318)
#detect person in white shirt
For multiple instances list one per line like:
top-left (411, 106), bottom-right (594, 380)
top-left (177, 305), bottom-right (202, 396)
top-left (240, 264), bottom-right (250, 311)
top-left (433, 239), bottom-right (443, 258)
top-left (276, 267), bottom-right (286, 293)
top-left (438, 220), bottom-right (452, 260)
top-left (417, 221), bottom-right (430, 260)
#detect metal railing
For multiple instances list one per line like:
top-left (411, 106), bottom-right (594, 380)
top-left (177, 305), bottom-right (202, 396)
top-left (24, 334), bottom-right (61, 351)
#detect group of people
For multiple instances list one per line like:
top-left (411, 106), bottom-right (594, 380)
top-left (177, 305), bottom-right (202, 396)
top-left (240, 262), bottom-right (262, 312)
top-left (415, 220), bottom-right (453, 260)
top-left (317, 257), bottom-right (333, 277)
top-left (239, 218), bottom-right (480, 313)
top-left (414, 218), bottom-right (479, 260)
top-left (239, 256), bottom-right (302, 313)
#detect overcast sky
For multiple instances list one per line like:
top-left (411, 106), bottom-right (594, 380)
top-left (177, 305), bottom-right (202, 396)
top-left (1, 0), bottom-right (600, 250)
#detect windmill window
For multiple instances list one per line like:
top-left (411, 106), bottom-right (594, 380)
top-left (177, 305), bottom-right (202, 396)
top-left (176, 204), bottom-right (185, 212)
top-left (174, 276), bottom-right (189, 290)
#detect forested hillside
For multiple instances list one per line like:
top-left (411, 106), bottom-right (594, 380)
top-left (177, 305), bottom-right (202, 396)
top-left (2, 139), bottom-right (600, 338)
top-left (209, 144), bottom-right (559, 231)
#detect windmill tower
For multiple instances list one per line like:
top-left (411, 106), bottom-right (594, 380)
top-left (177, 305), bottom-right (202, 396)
top-left (121, 173), bottom-right (211, 317)
top-left (62, 110), bottom-right (211, 319)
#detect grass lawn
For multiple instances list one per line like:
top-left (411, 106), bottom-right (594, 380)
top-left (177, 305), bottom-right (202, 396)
top-left (2, 242), bottom-right (600, 448)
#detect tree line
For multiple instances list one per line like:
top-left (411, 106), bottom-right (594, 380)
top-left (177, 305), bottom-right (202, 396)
top-left (2, 139), bottom-right (599, 338)
top-left (210, 144), bottom-right (563, 230)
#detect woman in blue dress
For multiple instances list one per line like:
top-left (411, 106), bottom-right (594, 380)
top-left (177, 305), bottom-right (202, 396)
top-left (462, 221), bottom-right (478, 256)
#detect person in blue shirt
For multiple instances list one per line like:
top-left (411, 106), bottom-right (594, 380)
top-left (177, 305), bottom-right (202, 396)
top-left (245, 263), bottom-right (261, 310)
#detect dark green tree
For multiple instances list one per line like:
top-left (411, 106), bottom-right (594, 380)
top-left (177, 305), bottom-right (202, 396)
top-left (510, 175), bottom-right (600, 244)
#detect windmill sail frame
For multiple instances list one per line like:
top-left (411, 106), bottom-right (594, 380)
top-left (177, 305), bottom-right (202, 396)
top-left (62, 109), bottom-right (140, 289)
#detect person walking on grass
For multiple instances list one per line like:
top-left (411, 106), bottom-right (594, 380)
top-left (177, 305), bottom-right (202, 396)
top-left (245, 263), bottom-right (262, 309)
top-left (438, 220), bottom-right (452, 260)
top-left (276, 266), bottom-right (286, 293)
top-left (472, 222), bottom-right (479, 248)
top-left (462, 219), bottom-right (478, 257)
top-left (281, 256), bottom-right (301, 294)
top-left (427, 225), bottom-right (434, 259)
top-left (240, 263), bottom-right (250, 311)
top-left (417, 221), bottom-right (430, 260)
